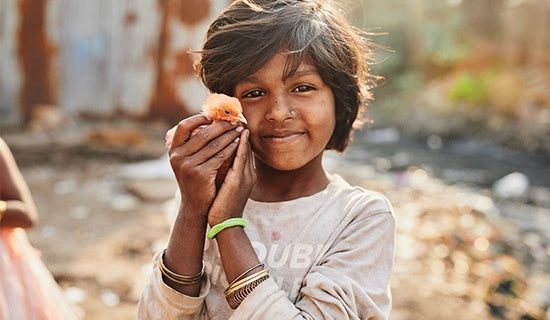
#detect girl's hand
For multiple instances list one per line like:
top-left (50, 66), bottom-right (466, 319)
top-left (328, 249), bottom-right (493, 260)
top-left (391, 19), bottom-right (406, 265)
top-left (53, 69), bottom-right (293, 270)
top-left (208, 129), bottom-right (256, 226)
top-left (168, 115), bottom-right (243, 217)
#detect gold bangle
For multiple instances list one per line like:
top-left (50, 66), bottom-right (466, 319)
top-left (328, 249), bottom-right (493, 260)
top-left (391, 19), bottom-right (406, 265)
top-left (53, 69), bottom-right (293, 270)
top-left (158, 249), bottom-right (204, 285)
top-left (228, 263), bottom-right (264, 288)
top-left (0, 201), bottom-right (7, 221)
top-left (224, 268), bottom-right (269, 295)
top-left (159, 264), bottom-right (203, 286)
top-left (225, 272), bottom-right (270, 309)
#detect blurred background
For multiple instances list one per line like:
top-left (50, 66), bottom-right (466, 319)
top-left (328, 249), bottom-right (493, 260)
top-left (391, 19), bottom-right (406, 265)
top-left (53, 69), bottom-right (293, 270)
top-left (0, 0), bottom-right (549, 319)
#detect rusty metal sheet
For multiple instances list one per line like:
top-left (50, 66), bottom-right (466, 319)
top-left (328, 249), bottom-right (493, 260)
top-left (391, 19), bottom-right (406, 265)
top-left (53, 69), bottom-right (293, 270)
top-left (0, 0), bottom-right (23, 124)
top-left (1, 0), bottom-right (231, 126)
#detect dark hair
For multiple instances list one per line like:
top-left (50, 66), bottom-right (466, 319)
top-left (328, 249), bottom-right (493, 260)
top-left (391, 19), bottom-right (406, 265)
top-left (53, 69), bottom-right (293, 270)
top-left (197, 0), bottom-right (377, 151)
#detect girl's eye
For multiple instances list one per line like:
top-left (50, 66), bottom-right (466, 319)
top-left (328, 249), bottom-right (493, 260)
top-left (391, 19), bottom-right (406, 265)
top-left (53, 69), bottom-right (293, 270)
top-left (242, 89), bottom-right (264, 98)
top-left (293, 85), bottom-right (314, 93)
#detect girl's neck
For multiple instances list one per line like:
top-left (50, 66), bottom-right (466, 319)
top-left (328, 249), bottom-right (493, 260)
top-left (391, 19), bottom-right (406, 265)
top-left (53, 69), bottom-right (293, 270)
top-left (250, 154), bottom-right (330, 202)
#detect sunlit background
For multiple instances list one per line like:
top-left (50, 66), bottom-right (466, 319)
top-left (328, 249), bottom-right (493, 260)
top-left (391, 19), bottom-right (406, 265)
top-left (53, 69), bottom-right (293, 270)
top-left (1, 0), bottom-right (549, 319)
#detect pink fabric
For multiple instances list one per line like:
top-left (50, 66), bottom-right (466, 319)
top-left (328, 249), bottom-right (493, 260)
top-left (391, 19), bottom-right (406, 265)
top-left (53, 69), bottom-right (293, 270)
top-left (0, 228), bottom-right (83, 320)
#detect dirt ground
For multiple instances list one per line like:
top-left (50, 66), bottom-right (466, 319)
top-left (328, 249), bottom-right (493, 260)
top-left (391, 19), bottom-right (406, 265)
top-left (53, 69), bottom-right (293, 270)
top-left (4, 122), bottom-right (547, 320)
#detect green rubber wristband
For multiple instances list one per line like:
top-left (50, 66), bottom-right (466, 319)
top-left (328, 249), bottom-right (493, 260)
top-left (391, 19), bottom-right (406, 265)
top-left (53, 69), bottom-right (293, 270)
top-left (207, 218), bottom-right (248, 239)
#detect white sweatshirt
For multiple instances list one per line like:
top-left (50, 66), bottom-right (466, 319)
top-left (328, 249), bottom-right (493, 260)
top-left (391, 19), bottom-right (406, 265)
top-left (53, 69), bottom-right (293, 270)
top-left (139, 174), bottom-right (395, 319)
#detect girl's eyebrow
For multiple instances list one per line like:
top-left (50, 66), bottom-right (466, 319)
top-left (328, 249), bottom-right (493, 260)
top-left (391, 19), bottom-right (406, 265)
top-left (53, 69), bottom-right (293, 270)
top-left (238, 67), bottom-right (319, 85)
top-left (285, 67), bottom-right (322, 82)
top-left (240, 75), bottom-right (261, 84)
top-left (291, 68), bottom-right (318, 78)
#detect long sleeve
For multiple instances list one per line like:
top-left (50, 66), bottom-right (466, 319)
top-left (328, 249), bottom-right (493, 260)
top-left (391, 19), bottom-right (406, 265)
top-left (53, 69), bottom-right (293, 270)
top-left (138, 254), bottom-right (211, 320)
top-left (229, 208), bottom-right (395, 320)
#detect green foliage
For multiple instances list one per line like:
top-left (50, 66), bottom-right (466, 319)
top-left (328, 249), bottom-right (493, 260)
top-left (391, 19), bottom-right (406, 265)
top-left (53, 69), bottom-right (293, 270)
top-left (448, 73), bottom-right (487, 104)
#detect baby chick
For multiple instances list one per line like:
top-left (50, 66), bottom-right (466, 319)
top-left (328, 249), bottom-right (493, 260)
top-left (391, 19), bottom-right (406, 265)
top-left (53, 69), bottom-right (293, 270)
top-left (202, 93), bottom-right (247, 125)
top-left (165, 93), bottom-right (246, 148)
top-left (165, 93), bottom-right (247, 189)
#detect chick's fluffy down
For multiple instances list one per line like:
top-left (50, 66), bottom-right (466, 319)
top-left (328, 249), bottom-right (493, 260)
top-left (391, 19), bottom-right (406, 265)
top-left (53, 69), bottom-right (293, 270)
top-left (165, 93), bottom-right (246, 148)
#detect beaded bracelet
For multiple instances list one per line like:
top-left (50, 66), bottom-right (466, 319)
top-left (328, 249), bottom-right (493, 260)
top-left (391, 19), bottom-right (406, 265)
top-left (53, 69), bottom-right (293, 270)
top-left (158, 249), bottom-right (204, 285)
top-left (207, 217), bottom-right (248, 239)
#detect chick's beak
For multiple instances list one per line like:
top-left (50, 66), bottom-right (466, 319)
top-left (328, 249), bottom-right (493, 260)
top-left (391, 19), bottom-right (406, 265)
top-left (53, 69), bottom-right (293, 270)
top-left (236, 113), bottom-right (247, 125)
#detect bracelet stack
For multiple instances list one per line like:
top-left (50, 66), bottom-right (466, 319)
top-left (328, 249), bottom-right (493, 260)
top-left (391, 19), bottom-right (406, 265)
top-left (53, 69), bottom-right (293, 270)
top-left (158, 249), bottom-right (204, 285)
top-left (224, 266), bottom-right (270, 309)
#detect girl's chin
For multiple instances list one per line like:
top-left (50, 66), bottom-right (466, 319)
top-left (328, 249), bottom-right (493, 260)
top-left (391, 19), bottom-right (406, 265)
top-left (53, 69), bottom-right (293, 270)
top-left (255, 155), bottom-right (323, 173)
top-left (252, 147), bottom-right (324, 172)
top-left (254, 157), bottom-right (302, 172)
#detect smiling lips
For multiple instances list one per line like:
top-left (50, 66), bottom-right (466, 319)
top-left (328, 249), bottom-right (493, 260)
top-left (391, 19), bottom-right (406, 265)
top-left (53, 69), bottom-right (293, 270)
top-left (261, 131), bottom-right (305, 144)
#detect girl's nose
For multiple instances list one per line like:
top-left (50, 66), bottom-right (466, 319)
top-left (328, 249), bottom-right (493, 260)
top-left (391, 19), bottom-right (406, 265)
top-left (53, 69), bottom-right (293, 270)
top-left (265, 97), bottom-right (296, 122)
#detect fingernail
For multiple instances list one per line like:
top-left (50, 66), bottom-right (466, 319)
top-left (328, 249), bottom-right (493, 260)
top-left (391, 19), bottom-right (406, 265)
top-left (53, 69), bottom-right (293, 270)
top-left (236, 126), bottom-right (244, 133)
top-left (231, 121), bottom-right (238, 126)
top-left (234, 137), bottom-right (240, 143)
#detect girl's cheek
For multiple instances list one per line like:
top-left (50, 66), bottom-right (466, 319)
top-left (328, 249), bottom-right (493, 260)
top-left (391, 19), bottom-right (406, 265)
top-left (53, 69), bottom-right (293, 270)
top-left (242, 111), bottom-right (260, 129)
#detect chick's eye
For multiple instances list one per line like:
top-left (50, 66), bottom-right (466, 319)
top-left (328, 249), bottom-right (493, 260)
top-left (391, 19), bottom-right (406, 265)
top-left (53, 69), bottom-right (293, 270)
top-left (242, 89), bottom-right (264, 98)
top-left (293, 85), bottom-right (314, 93)
top-left (224, 110), bottom-right (231, 115)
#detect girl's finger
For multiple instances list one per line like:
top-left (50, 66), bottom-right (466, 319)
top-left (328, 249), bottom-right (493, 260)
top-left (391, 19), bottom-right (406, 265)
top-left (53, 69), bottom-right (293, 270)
top-left (169, 115), bottom-right (212, 150)
top-left (201, 133), bottom-right (241, 171)
top-left (244, 130), bottom-right (256, 181)
top-left (182, 121), bottom-right (240, 155)
top-left (192, 126), bottom-right (243, 166)
top-left (231, 129), bottom-right (250, 174)
top-left (171, 129), bottom-right (242, 172)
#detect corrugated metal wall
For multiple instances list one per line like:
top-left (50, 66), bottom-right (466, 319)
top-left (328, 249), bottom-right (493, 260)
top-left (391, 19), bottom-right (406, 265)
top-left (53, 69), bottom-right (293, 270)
top-left (0, 0), bottom-right (22, 124)
top-left (0, 0), bottom-right (230, 125)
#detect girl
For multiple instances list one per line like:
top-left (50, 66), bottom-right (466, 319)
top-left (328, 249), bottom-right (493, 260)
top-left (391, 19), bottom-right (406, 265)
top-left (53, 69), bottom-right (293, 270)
top-left (139, 0), bottom-right (395, 319)
top-left (0, 137), bottom-right (83, 319)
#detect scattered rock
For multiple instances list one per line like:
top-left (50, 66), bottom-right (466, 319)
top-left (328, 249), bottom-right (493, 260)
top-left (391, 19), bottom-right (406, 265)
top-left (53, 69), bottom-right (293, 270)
top-left (118, 154), bottom-right (173, 180)
top-left (125, 179), bottom-right (177, 203)
top-left (493, 172), bottom-right (530, 200)
top-left (64, 286), bottom-right (87, 304)
top-left (108, 194), bottom-right (140, 211)
top-left (86, 127), bottom-right (148, 148)
top-left (27, 104), bottom-right (71, 132)
top-left (100, 289), bottom-right (120, 307)
top-left (358, 167), bottom-right (548, 319)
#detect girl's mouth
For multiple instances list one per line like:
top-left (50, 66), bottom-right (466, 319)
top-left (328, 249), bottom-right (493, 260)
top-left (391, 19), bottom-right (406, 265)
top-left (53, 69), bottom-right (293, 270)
top-left (262, 131), bottom-right (305, 144)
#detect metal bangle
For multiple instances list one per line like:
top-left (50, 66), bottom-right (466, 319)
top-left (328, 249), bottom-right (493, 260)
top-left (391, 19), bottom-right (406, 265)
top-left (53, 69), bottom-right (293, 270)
top-left (228, 263), bottom-right (264, 288)
top-left (225, 273), bottom-right (270, 309)
top-left (224, 268), bottom-right (269, 295)
top-left (158, 249), bottom-right (204, 285)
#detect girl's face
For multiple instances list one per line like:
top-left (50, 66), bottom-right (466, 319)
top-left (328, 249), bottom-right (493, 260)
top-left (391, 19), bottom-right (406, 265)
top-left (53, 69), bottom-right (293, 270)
top-left (234, 53), bottom-right (336, 171)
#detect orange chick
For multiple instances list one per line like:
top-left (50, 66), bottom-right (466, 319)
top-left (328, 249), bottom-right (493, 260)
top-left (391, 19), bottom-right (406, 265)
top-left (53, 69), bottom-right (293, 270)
top-left (165, 93), bottom-right (247, 189)
top-left (202, 93), bottom-right (247, 125)
top-left (165, 93), bottom-right (246, 148)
